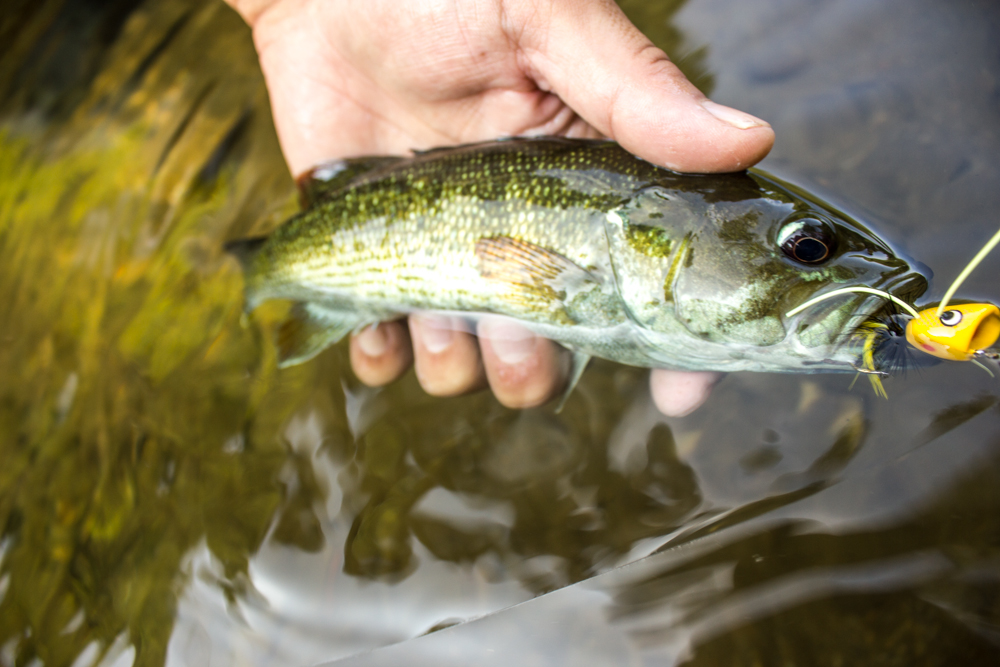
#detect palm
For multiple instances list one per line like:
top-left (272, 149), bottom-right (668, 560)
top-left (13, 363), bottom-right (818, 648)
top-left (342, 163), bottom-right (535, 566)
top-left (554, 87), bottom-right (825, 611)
top-left (252, 0), bottom-right (599, 173)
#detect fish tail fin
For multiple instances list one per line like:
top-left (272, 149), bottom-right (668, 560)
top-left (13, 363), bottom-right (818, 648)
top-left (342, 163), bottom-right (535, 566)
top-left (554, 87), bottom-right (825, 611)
top-left (224, 237), bottom-right (268, 311)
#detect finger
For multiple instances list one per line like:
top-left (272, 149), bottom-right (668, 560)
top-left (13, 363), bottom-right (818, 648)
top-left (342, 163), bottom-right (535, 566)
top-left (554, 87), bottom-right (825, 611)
top-left (223, 0), bottom-right (278, 25)
top-left (515, 0), bottom-right (775, 173)
top-left (650, 369), bottom-right (722, 417)
top-left (409, 315), bottom-right (487, 396)
top-left (477, 317), bottom-right (567, 408)
top-left (349, 321), bottom-right (413, 386)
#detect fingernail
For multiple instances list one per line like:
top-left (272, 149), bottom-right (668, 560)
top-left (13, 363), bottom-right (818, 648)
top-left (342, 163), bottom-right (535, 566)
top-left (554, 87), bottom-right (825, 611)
top-left (701, 100), bottom-right (768, 130)
top-left (417, 315), bottom-right (455, 354)
top-left (650, 370), bottom-right (722, 417)
top-left (480, 318), bottom-right (536, 365)
top-left (356, 325), bottom-right (388, 357)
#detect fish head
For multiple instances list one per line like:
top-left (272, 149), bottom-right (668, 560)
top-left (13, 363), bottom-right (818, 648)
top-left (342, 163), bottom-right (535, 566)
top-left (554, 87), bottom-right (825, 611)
top-left (607, 170), bottom-right (929, 371)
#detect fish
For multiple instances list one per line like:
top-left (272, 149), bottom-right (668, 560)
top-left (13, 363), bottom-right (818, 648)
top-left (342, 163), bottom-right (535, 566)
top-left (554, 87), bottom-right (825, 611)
top-left (225, 137), bottom-right (929, 386)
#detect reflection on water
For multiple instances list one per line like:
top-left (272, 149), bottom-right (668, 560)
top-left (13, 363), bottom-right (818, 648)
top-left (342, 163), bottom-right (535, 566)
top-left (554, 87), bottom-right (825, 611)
top-left (1, 0), bottom-right (1000, 665)
top-left (329, 449), bottom-right (1000, 666)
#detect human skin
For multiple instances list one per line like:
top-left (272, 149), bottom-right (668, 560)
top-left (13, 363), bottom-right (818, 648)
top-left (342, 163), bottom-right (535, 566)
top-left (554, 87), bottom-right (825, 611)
top-left (225, 0), bottom-right (775, 415)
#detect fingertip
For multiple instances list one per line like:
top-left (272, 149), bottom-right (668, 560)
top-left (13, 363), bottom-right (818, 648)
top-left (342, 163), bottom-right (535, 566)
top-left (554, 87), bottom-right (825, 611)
top-left (609, 76), bottom-right (776, 172)
top-left (650, 369), bottom-right (722, 417)
top-left (349, 321), bottom-right (413, 386)
top-left (409, 315), bottom-right (486, 396)
top-left (477, 318), bottom-right (566, 409)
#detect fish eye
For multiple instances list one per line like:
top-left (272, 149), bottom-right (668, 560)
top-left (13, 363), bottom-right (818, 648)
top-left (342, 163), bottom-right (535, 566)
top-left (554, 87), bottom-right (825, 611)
top-left (777, 218), bottom-right (836, 265)
top-left (940, 310), bottom-right (963, 326)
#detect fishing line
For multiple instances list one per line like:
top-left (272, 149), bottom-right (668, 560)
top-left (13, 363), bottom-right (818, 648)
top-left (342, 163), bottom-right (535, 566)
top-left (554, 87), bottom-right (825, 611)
top-left (787, 225), bottom-right (1000, 321)
top-left (936, 226), bottom-right (1000, 317)
top-left (785, 287), bottom-right (920, 319)
top-left (970, 358), bottom-right (995, 378)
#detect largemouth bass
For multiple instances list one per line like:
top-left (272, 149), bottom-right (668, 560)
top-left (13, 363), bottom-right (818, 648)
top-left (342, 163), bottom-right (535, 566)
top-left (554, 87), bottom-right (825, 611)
top-left (227, 137), bottom-right (927, 379)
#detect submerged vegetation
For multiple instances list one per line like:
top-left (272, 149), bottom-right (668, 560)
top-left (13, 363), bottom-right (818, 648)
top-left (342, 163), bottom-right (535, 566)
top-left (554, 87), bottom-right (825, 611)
top-left (0, 1), bottom-right (304, 662)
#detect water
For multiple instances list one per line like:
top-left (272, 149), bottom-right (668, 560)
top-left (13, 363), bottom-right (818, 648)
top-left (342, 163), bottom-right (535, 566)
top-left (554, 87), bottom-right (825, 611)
top-left (1, 0), bottom-right (999, 665)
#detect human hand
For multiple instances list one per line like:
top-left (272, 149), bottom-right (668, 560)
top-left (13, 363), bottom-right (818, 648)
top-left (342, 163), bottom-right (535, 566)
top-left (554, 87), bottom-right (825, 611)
top-left (226, 0), bottom-right (773, 416)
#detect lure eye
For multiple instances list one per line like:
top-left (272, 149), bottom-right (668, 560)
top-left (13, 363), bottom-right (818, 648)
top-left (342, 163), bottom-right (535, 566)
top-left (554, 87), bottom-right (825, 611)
top-left (777, 218), bottom-right (837, 265)
top-left (939, 310), bottom-right (963, 326)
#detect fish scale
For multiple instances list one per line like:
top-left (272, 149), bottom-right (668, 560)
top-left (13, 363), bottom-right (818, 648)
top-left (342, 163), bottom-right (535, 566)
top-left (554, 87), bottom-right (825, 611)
top-left (227, 137), bottom-right (927, 377)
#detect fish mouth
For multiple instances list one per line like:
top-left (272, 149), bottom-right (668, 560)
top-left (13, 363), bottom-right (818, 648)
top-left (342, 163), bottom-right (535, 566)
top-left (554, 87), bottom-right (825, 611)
top-left (854, 272), bottom-right (941, 375)
top-left (791, 271), bottom-right (929, 363)
top-left (862, 272), bottom-right (929, 322)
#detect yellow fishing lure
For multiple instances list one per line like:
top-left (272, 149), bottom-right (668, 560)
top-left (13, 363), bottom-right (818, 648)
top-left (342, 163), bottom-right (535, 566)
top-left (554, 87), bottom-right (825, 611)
top-left (906, 303), bottom-right (1000, 361)
top-left (904, 225), bottom-right (1000, 364)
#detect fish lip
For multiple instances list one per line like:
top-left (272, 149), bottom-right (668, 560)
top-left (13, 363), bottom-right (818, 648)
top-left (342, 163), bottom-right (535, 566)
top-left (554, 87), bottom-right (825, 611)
top-left (841, 271), bottom-right (928, 322)
top-left (787, 269), bottom-right (929, 357)
top-left (855, 272), bottom-right (931, 373)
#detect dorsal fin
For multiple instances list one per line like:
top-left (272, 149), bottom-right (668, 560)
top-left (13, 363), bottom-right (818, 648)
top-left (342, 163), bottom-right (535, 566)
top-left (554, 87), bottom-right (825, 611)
top-left (296, 156), bottom-right (404, 208)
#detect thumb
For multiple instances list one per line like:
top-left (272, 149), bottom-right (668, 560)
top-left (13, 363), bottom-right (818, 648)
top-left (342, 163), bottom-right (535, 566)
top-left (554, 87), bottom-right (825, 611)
top-left (514, 0), bottom-right (774, 172)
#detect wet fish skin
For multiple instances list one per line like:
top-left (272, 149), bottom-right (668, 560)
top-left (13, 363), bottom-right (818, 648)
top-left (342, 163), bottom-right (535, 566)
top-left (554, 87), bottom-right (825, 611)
top-left (227, 137), bottom-right (927, 373)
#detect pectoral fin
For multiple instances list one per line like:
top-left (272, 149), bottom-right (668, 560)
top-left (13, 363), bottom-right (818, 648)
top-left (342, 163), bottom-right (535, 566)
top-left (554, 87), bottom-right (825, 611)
top-left (554, 351), bottom-right (592, 413)
top-left (277, 303), bottom-right (370, 367)
top-left (475, 235), bottom-right (598, 322)
top-left (297, 156), bottom-right (403, 207)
